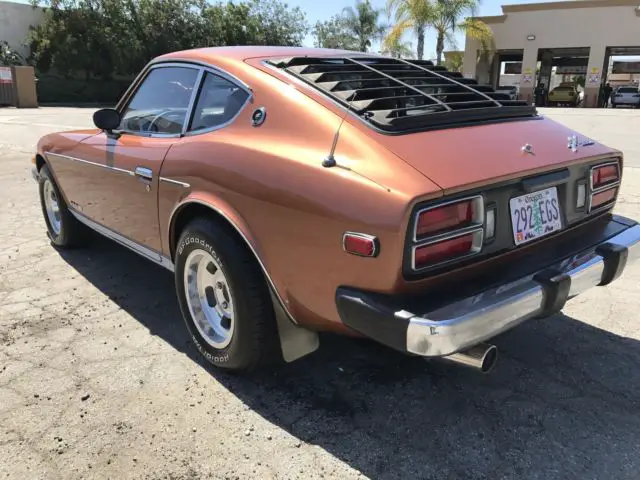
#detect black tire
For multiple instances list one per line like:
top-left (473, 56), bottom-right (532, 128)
top-left (38, 164), bottom-right (88, 248)
top-left (174, 217), bottom-right (281, 372)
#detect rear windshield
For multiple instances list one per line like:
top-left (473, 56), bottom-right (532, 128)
top-left (617, 87), bottom-right (638, 93)
top-left (554, 87), bottom-right (574, 91)
top-left (499, 86), bottom-right (517, 91)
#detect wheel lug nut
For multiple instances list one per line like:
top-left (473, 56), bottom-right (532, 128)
top-left (222, 301), bottom-right (228, 309)
top-left (216, 282), bottom-right (223, 289)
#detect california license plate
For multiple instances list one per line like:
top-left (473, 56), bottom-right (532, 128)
top-left (510, 187), bottom-right (562, 246)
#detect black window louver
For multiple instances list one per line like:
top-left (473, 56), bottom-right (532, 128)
top-left (270, 56), bottom-right (537, 133)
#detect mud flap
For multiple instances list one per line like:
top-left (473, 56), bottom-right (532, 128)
top-left (270, 290), bottom-right (319, 363)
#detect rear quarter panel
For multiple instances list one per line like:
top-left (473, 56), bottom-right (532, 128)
top-left (159, 60), bottom-right (442, 330)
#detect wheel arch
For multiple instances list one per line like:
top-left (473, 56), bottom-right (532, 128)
top-left (168, 197), bottom-right (319, 362)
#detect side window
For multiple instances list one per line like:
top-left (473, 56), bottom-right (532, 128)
top-left (188, 72), bottom-right (249, 133)
top-left (120, 66), bottom-right (199, 135)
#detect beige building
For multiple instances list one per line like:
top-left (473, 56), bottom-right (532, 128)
top-left (0, 0), bottom-right (44, 59)
top-left (463, 0), bottom-right (640, 107)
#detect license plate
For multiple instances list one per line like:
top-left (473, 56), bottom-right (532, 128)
top-left (510, 187), bottom-right (562, 246)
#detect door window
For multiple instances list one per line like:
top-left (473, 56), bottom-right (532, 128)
top-left (120, 66), bottom-right (199, 135)
top-left (188, 72), bottom-right (249, 133)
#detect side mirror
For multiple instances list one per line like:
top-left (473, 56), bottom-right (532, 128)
top-left (93, 108), bottom-right (121, 133)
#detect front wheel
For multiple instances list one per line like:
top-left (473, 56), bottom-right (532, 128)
top-left (38, 165), bottom-right (88, 248)
top-left (174, 218), bottom-right (281, 372)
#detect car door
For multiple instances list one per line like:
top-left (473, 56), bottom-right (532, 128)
top-left (68, 64), bottom-right (202, 255)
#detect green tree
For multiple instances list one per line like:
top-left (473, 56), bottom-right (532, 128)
top-left (430, 0), bottom-right (491, 66)
top-left (250, 0), bottom-right (307, 46)
top-left (342, 0), bottom-right (386, 52)
top-left (386, 0), bottom-right (433, 60)
top-left (444, 51), bottom-right (463, 71)
top-left (381, 34), bottom-right (413, 58)
top-left (313, 14), bottom-right (358, 50)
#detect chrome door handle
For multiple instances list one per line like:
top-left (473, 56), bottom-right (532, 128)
top-left (134, 166), bottom-right (153, 183)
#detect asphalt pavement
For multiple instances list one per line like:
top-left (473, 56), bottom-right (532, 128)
top-left (1, 107), bottom-right (639, 480)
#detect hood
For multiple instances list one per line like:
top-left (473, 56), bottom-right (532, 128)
top-left (369, 116), bottom-right (619, 194)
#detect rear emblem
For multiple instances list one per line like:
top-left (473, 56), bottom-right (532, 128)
top-left (521, 144), bottom-right (534, 155)
top-left (568, 135), bottom-right (595, 152)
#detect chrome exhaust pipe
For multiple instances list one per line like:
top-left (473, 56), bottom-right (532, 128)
top-left (441, 343), bottom-right (498, 374)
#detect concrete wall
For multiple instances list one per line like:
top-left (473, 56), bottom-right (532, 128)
top-left (0, 1), bottom-right (44, 60)
top-left (464, 0), bottom-right (640, 106)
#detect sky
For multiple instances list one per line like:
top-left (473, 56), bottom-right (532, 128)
top-left (292, 0), bottom-right (560, 56)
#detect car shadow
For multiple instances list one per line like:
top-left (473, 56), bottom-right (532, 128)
top-left (57, 235), bottom-right (640, 479)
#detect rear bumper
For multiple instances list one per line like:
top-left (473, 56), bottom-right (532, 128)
top-left (336, 216), bottom-right (640, 358)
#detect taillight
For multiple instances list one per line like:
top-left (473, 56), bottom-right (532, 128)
top-left (591, 163), bottom-right (619, 190)
top-left (414, 197), bottom-right (483, 240)
top-left (412, 231), bottom-right (483, 269)
top-left (411, 196), bottom-right (484, 271)
top-left (590, 187), bottom-right (618, 210)
top-left (589, 161), bottom-right (620, 213)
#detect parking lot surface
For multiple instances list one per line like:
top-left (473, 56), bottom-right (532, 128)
top-left (1, 107), bottom-right (640, 480)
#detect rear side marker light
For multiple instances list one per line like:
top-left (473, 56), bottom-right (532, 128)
top-left (590, 187), bottom-right (618, 211)
top-left (413, 230), bottom-right (483, 269)
top-left (414, 196), bottom-right (484, 240)
top-left (343, 232), bottom-right (379, 257)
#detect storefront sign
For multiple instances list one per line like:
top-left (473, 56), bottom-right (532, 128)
top-left (556, 65), bottom-right (587, 74)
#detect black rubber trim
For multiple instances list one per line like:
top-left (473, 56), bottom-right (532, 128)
top-left (533, 269), bottom-right (571, 317)
top-left (596, 243), bottom-right (629, 286)
top-left (336, 288), bottom-right (409, 353)
top-left (521, 168), bottom-right (570, 193)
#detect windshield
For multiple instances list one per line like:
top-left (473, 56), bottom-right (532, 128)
top-left (498, 86), bottom-right (517, 91)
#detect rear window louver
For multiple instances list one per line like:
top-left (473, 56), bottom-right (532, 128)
top-left (270, 56), bottom-right (537, 133)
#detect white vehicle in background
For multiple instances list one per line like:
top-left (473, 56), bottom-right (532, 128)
top-left (495, 85), bottom-right (519, 100)
top-left (611, 85), bottom-right (640, 108)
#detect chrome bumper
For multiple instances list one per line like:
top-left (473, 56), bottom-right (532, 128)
top-left (406, 224), bottom-right (640, 357)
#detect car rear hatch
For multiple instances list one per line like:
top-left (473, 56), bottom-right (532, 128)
top-left (614, 87), bottom-right (640, 104)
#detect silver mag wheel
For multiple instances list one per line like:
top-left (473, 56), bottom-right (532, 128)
top-left (43, 178), bottom-right (62, 235)
top-left (184, 248), bottom-right (235, 349)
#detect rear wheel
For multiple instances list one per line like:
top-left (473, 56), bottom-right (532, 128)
top-left (38, 165), bottom-right (88, 248)
top-left (174, 217), bottom-right (281, 372)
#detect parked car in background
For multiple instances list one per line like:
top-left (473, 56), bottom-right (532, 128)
top-left (611, 85), bottom-right (640, 108)
top-left (495, 85), bottom-right (519, 100)
top-left (33, 47), bottom-right (640, 375)
top-left (547, 83), bottom-right (582, 107)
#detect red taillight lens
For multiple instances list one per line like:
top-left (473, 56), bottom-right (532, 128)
top-left (415, 199), bottom-right (479, 238)
top-left (413, 232), bottom-right (481, 269)
top-left (343, 233), bottom-right (378, 257)
top-left (591, 164), bottom-right (619, 190)
top-left (590, 187), bottom-right (618, 210)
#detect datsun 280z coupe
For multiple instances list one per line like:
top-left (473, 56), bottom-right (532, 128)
top-left (33, 46), bottom-right (640, 373)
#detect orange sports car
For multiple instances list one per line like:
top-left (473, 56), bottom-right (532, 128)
top-left (33, 46), bottom-right (640, 373)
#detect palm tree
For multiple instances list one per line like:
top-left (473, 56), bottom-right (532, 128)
top-left (381, 34), bottom-right (413, 58)
top-left (342, 0), bottom-right (387, 53)
top-left (430, 0), bottom-right (492, 66)
top-left (386, 0), bottom-right (433, 60)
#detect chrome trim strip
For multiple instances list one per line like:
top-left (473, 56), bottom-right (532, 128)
top-left (182, 68), bottom-right (205, 136)
top-left (169, 199), bottom-right (297, 324)
top-left (405, 223), bottom-right (640, 357)
top-left (44, 152), bottom-right (134, 176)
top-left (412, 195), bottom-right (485, 243)
top-left (69, 209), bottom-right (174, 273)
top-left (342, 232), bottom-right (379, 257)
top-left (160, 177), bottom-right (191, 188)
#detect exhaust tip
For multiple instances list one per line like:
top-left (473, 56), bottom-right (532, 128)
top-left (479, 345), bottom-right (498, 374)
top-left (438, 343), bottom-right (498, 374)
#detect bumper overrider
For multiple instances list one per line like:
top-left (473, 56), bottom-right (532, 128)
top-left (336, 216), bottom-right (640, 366)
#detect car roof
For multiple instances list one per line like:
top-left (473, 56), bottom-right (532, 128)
top-left (156, 46), bottom-right (366, 64)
